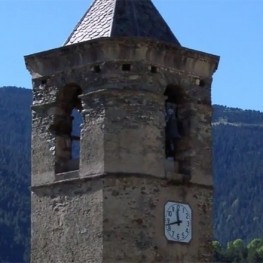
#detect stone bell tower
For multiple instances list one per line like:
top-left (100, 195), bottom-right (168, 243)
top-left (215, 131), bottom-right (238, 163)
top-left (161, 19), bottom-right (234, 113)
top-left (25, 0), bottom-right (219, 262)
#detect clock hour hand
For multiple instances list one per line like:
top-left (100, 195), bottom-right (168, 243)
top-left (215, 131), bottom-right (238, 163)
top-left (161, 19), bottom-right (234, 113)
top-left (166, 220), bottom-right (182, 226)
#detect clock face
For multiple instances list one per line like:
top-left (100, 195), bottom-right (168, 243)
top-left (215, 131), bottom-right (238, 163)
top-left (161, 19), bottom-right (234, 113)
top-left (164, 201), bottom-right (192, 243)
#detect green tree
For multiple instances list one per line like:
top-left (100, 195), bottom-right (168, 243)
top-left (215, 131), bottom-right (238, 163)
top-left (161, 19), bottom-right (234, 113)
top-left (232, 239), bottom-right (247, 263)
top-left (247, 239), bottom-right (263, 263)
top-left (213, 240), bottom-right (226, 262)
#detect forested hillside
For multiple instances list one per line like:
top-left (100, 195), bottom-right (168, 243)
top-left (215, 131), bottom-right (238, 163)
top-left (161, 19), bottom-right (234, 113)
top-left (213, 105), bottom-right (263, 245)
top-left (0, 87), bottom-right (262, 262)
top-left (0, 87), bottom-right (31, 262)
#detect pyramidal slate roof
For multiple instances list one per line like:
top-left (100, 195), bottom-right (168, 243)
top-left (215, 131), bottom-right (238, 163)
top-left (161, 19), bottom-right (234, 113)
top-left (64, 0), bottom-right (180, 46)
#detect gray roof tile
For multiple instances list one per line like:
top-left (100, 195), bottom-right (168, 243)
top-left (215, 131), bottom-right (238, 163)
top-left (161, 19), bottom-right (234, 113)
top-left (64, 0), bottom-right (180, 46)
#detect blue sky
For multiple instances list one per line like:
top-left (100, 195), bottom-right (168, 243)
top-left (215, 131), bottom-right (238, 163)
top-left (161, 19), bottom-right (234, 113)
top-left (1, 0), bottom-right (263, 111)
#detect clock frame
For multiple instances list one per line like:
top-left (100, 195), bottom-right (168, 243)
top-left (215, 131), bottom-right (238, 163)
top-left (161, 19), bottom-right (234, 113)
top-left (164, 201), bottom-right (192, 243)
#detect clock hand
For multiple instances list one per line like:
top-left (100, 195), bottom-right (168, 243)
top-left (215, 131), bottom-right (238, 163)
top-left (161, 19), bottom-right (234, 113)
top-left (166, 220), bottom-right (182, 226)
top-left (176, 207), bottom-right (182, 226)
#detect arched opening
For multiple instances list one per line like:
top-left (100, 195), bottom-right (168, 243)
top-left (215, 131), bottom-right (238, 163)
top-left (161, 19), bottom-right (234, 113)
top-left (164, 85), bottom-right (182, 160)
top-left (50, 84), bottom-right (83, 174)
top-left (164, 84), bottom-right (186, 104)
top-left (71, 108), bottom-right (83, 160)
top-left (164, 85), bottom-right (192, 177)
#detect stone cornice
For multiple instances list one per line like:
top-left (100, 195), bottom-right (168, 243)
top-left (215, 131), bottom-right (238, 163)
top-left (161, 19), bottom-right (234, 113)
top-left (25, 37), bottom-right (219, 80)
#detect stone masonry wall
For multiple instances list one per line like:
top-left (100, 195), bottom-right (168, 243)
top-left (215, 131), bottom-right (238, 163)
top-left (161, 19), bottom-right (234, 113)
top-left (103, 175), bottom-right (213, 263)
top-left (26, 38), bottom-right (219, 262)
top-left (31, 175), bottom-right (213, 263)
top-left (31, 179), bottom-right (103, 263)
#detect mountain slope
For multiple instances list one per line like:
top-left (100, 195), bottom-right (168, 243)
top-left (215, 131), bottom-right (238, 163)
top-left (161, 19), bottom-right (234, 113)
top-left (0, 88), bottom-right (262, 261)
top-left (213, 105), bottom-right (263, 244)
top-left (0, 87), bottom-right (31, 262)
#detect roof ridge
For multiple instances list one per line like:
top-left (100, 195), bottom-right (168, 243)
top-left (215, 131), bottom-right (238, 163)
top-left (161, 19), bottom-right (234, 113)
top-left (63, 0), bottom-right (98, 45)
top-left (109, 0), bottom-right (117, 36)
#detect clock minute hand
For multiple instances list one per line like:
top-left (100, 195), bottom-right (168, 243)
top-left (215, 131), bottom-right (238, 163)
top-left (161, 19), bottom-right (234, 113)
top-left (176, 208), bottom-right (180, 221)
top-left (176, 207), bottom-right (183, 226)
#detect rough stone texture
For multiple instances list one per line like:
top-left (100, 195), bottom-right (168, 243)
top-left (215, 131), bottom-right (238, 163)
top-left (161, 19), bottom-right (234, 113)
top-left (81, 89), bottom-right (164, 178)
top-left (31, 175), bottom-right (213, 263)
top-left (102, 175), bottom-right (213, 263)
top-left (64, 0), bottom-right (180, 46)
top-left (25, 37), bottom-right (219, 262)
top-left (26, 38), bottom-right (218, 187)
top-left (31, 180), bottom-right (103, 263)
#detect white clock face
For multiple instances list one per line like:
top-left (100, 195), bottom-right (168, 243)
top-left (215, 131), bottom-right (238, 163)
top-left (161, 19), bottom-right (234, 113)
top-left (164, 201), bottom-right (192, 243)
